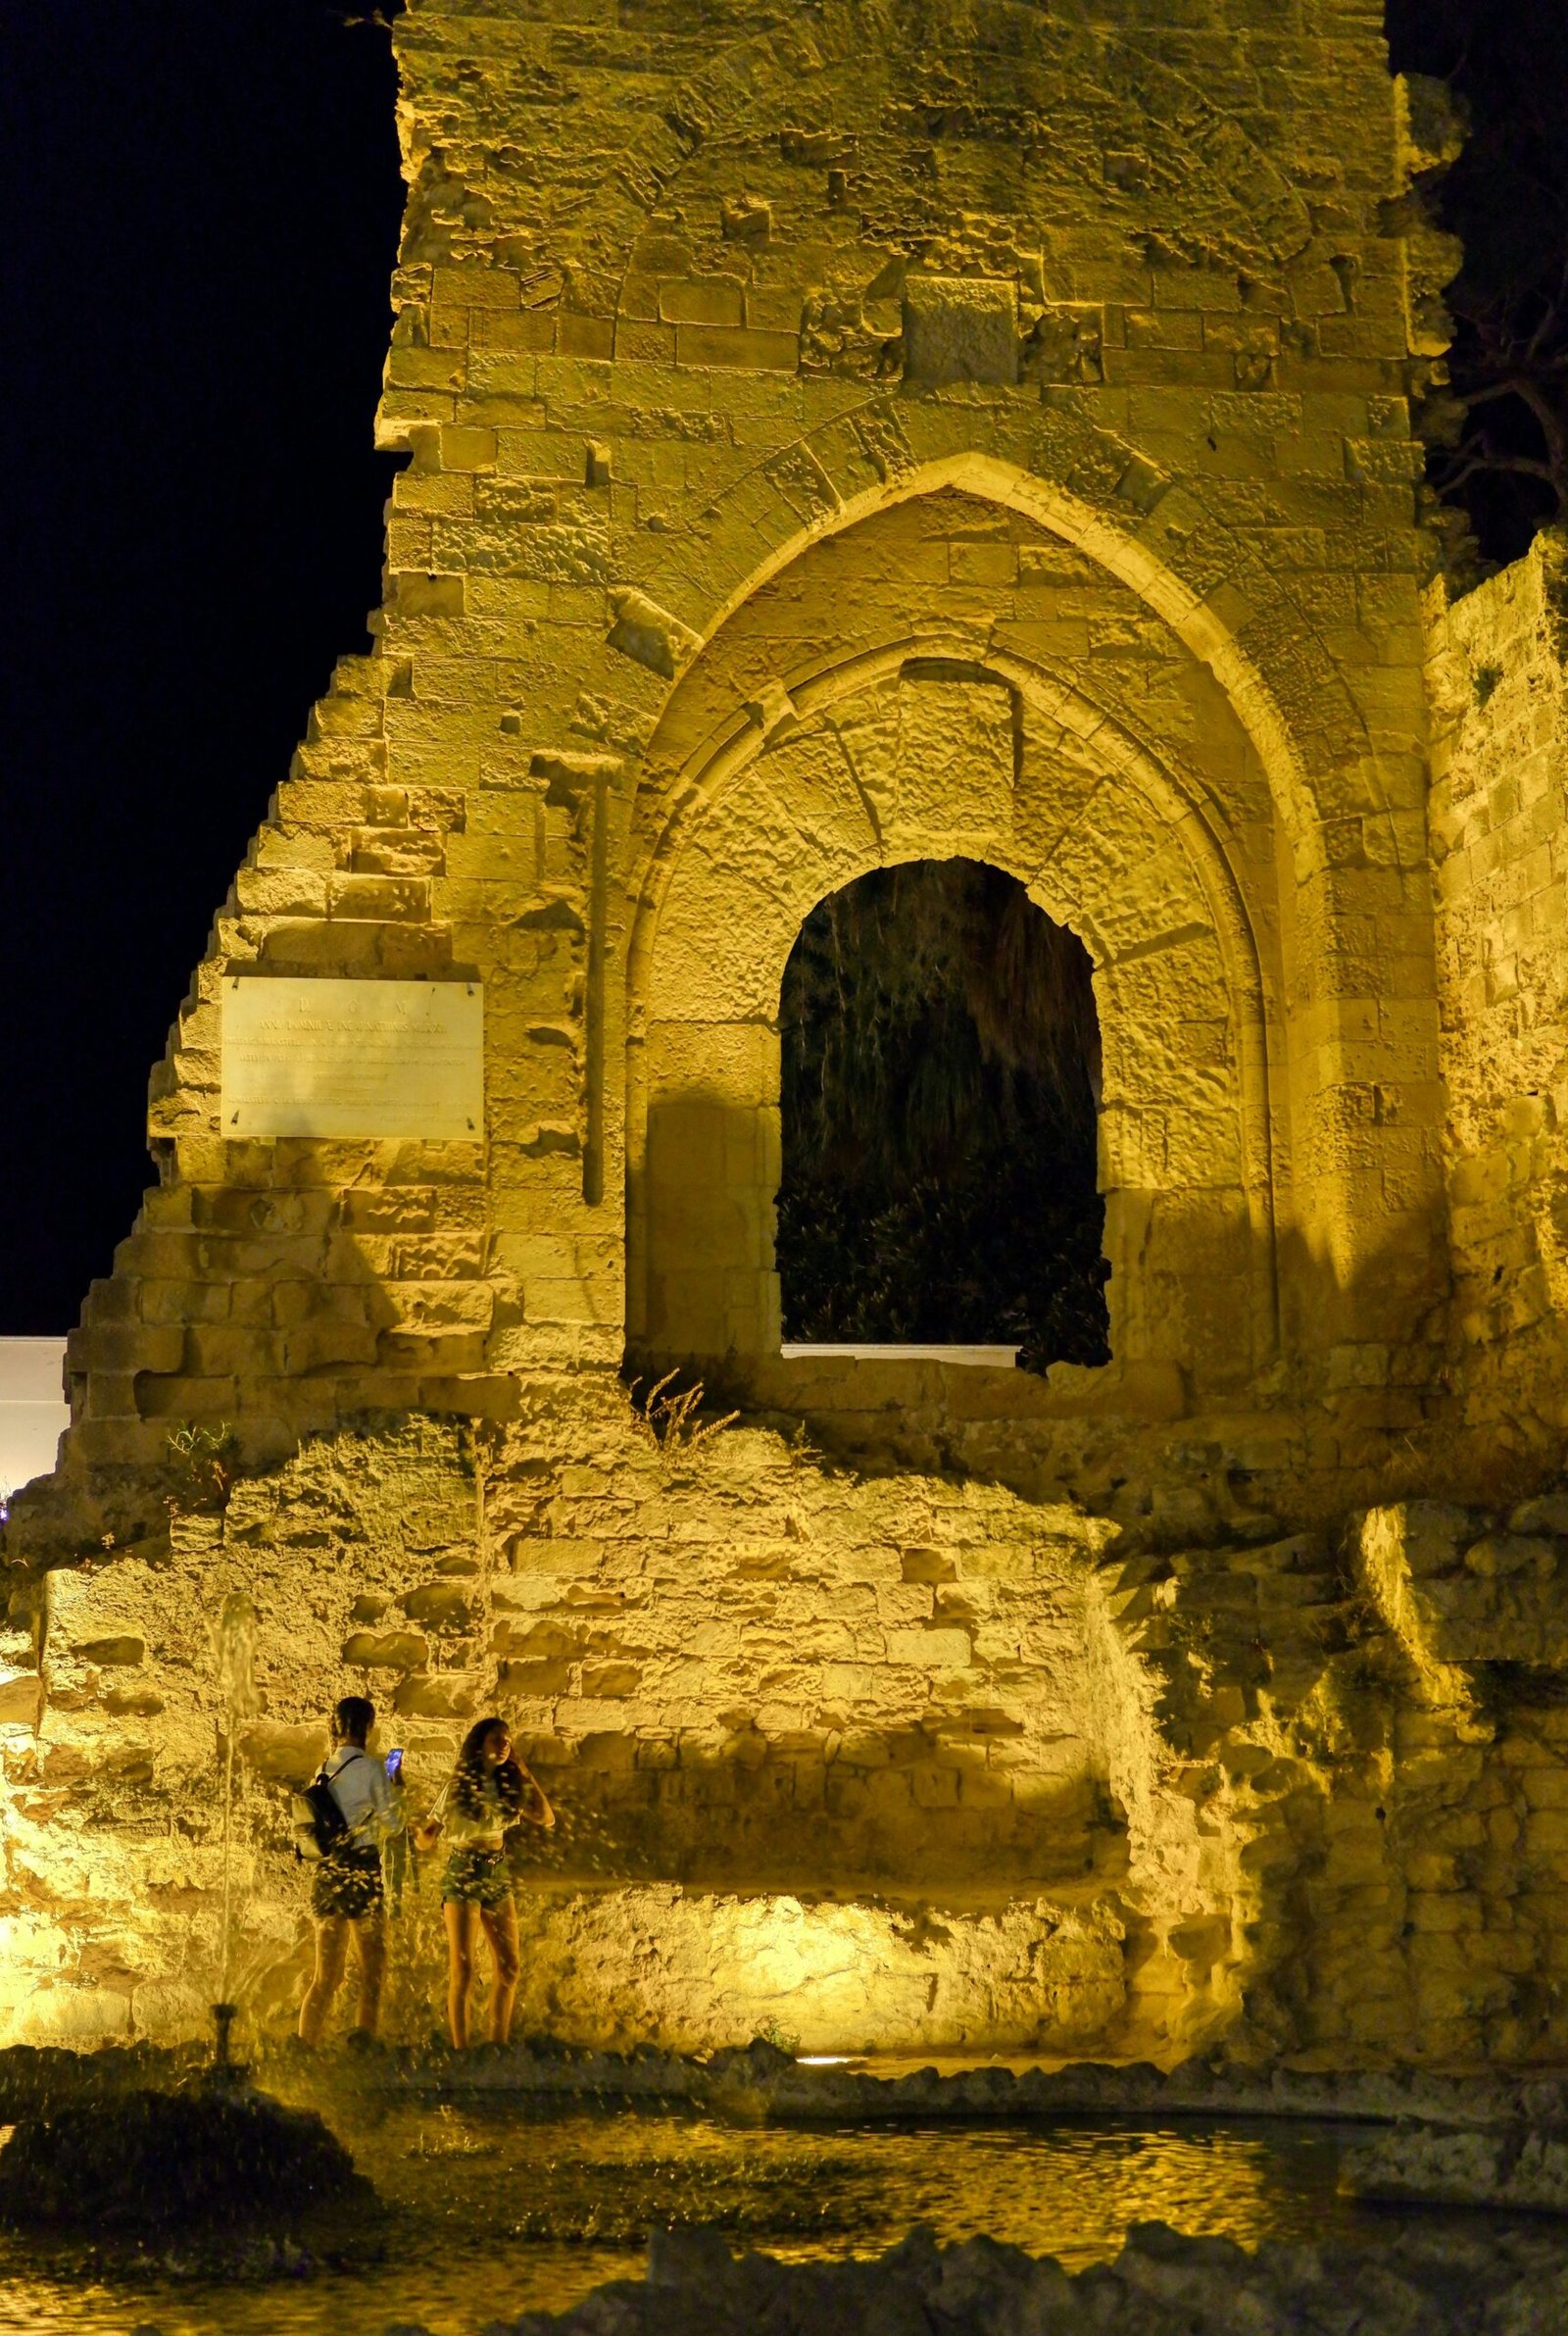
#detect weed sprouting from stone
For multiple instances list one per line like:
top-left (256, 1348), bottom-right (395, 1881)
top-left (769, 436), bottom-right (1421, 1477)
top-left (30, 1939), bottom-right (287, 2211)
top-left (164, 1421), bottom-right (241, 1517)
top-left (628, 1373), bottom-right (739, 1456)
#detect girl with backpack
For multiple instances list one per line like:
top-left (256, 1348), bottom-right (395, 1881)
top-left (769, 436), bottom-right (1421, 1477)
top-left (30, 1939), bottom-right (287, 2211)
top-left (295, 1695), bottom-right (404, 2048)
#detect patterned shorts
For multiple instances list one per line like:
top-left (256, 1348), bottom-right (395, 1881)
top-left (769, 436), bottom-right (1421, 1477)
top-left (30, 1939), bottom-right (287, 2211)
top-left (441, 1845), bottom-right (513, 1911)
top-left (312, 1843), bottom-right (383, 1921)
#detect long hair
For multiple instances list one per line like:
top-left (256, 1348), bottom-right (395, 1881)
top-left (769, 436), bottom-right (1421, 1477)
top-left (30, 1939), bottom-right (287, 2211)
top-left (451, 1714), bottom-right (526, 1823)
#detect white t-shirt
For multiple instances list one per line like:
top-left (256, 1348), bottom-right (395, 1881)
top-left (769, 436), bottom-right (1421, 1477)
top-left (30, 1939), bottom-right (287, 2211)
top-left (322, 1745), bottom-right (403, 1845)
top-left (436, 1768), bottom-right (511, 1851)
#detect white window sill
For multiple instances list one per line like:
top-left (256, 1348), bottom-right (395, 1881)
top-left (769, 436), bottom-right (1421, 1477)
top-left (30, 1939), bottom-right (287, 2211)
top-left (779, 1343), bottom-right (1019, 1367)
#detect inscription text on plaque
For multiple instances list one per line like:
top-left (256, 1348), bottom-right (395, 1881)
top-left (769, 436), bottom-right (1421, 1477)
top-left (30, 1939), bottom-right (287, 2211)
top-left (220, 978), bottom-right (484, 1139)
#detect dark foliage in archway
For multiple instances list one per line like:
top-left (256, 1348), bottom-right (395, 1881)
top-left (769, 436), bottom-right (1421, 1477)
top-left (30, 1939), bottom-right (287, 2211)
top-left (776, 861), bottom-right (1109, 1370)
top-left (1387, 0), bottom-right (1568, 572)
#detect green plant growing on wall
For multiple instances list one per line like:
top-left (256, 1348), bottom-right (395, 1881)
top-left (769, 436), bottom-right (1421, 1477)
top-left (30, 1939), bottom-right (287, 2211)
top-left (755, 2017), bottom-right (802, 2056)
top-left (164, 1421), bottom-right (241, 1517)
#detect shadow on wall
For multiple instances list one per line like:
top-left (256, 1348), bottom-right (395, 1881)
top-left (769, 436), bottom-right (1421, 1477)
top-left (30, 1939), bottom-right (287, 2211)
top-left (20, 1382), bottom-right (1555, 2065)
top-left (464, 1727), bottom-right (1130, 1899)
top-left (0, 1136), bottom-right (1505, 1638)
top-left (634, 1145), bottom-right (1466, 1530)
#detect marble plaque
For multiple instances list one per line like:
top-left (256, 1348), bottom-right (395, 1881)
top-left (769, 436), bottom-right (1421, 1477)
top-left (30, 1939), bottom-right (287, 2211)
top-left (220, 978), bottom-right (483, 1139)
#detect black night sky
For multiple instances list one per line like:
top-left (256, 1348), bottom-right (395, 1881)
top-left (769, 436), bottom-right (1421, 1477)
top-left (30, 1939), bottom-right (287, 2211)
top-left (3, 1), bottom-right (404, 1331)
top-left (2, 1), bottom-right (1564, 1334)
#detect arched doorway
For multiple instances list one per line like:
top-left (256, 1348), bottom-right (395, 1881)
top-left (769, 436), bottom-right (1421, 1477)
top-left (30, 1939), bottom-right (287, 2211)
top-left (776, 859), bottom-right (1109, 1370)
top-left (630, 644), bottom-right (1278, 1400)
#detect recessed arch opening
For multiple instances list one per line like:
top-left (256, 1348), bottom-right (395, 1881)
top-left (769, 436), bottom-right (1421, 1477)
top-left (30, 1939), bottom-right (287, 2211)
top-left (776, 858), bottom-right (1110, 1372)
top-left (631, 620), bottom-right (1283, 1402)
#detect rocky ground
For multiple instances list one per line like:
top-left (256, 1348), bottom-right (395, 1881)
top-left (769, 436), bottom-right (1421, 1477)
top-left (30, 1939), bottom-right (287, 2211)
top-left (12, 2034), bottom-right (1568, 2183)
top-left (1345, 2124), bottom-right (1568, 2214)
top-left (268, 2031), bottom-right (1568, 2136)
top-left (396, 2218), bottom-right (1568, 2335)
top-left (0, 2057), bottom-right (383, 2278)
top-left (11, 2032), bottom-right (1568, 2132)
top-left (251, 2046), bottom-right (1568, 2139)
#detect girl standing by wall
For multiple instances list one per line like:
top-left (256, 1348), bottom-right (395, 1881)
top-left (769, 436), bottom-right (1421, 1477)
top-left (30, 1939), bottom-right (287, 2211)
top-left (414, 1715), bottom-right (554, 2048)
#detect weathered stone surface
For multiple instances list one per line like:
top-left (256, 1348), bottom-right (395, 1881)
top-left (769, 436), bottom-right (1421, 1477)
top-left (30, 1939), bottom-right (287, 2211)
top-left (1427, 537), bottom-right (1568, 1465)
top-left (1344, 2126), bottom-right (1568, 2215)
top-left (8, 1394), bottom-right (1568, 2068)
top-left (4, 0), bottom-right (1568, 2074)
top-left (0, 0), bottom-right (1482, 1544)
top-left (1358, 1501), bottom-right (1568, 1666)
top-left (391, 2218), bottom-right (1568, 2336)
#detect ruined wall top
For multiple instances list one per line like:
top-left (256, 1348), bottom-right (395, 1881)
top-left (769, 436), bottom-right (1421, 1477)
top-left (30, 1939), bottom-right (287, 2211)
top-left (380, 0), bottom-right (1419, 426)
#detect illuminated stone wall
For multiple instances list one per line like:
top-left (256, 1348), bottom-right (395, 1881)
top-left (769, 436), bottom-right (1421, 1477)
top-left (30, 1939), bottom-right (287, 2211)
top-left (9, 0), bottom-right (1459, 1536)
top-left (1427, 534), bottom-right (1568, 1469)
top-left (5, 1), bottom-right (1568, 2063)
top-left (1, 1412), bottom-right (1155, 2054)
top-left (10, 1407), bottom-right (1568, 2064)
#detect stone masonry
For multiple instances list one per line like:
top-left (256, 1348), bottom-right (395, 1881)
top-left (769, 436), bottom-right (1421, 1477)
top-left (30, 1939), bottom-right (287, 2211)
top-left (1427, 537), bottom-right (1568, 1465)
top-left (4, 1), bottom-right (1568, 2061)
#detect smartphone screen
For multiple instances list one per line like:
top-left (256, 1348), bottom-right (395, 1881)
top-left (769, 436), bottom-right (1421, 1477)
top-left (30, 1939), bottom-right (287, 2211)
top-left (385, 1747), bottom-right (404, 1781)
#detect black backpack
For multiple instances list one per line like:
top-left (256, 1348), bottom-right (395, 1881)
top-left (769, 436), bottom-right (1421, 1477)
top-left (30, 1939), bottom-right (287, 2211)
top-left (292, 1751), bottom-right (368, 1862)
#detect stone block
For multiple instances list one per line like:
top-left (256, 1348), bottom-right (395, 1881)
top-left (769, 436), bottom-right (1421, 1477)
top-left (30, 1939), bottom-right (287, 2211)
top-left (1526, 1810), bottom-right (1568, 1857)
top-left (1510, 1497), bottom-right (1568, 1536)
top-left (15, 1987), bottom-right (132, 2046)
top-left (509, 1539), bottom-right (604, 1578)
top-left (903, 276), bottom-right (1018, 385)
top-left (581, 1664), bottom-right (641, 1699)
top-left (498, 1658), bottom-right (573, 1696)
top-left (238, 1721), bottom-right (327, 1782)
top-left (883, 1628), bottom-right (972, 1669)
top-left (674, 324), bottom-right (799, 372)
top-left (67, 1323), bottom-right (186, 1377)
top-left (660, 277), bottom-right (745, 328)
top-left (606, 587), bottom-right (699, 679)
top-left (402, 1582), bottom-right (475, 1632)
top-left (0, 1670), bottom-right (42, 1730)
top-left (70, 1633), bottom-right (144, 1666)
top-left (341, 1629), bottom-right (429, 1671)
top-left (392, 1672), bottom-right (480, 1720)
top-left (1465, 1534), bottom-right (1555, 1579)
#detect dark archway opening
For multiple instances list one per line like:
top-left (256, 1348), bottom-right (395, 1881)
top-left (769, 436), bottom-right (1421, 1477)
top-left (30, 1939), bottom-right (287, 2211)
top-left (776, 860), bottom-right (1110, 1371)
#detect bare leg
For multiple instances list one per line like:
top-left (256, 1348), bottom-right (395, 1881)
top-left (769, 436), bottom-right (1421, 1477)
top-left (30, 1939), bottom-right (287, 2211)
top-left (349, 1909), bottom-right (387, 2037)
top-left (444, 1899), bottom-right (478, 2048)
top-left (298, 1915), bottom-right (348, 2046)
top-left (480, 1899), bottom-right (521, 2046)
